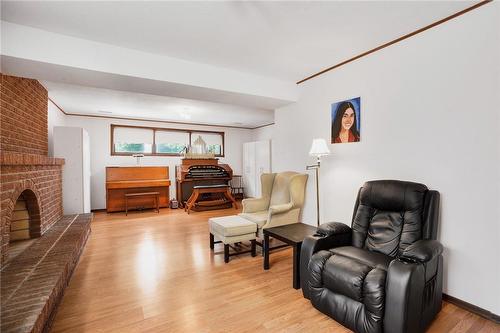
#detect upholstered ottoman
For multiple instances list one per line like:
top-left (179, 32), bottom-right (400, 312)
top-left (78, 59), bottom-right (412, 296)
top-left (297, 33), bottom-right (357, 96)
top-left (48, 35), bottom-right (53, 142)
top-left (209, 215), bottom-right (257, 263)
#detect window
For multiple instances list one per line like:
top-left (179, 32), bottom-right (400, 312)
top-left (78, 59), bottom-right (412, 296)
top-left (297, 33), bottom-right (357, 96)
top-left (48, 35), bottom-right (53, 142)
top-left (191, 132), bottom-right (223, 155)
top-left (111, 125), bottom-right (224, 156)
top-left (113, 126), bottom-right (153, 154)
top-left (155, 130), bottom-right (190, 154)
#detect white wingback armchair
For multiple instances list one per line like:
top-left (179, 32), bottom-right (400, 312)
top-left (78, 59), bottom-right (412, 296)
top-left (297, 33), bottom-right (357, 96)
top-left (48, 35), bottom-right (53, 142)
top-left (239, 172), bottom-right (308, 238)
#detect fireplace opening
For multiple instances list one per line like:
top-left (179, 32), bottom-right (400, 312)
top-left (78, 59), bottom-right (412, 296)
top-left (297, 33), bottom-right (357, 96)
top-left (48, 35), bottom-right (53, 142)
top-left (7, 190), bottom-right (41, 262)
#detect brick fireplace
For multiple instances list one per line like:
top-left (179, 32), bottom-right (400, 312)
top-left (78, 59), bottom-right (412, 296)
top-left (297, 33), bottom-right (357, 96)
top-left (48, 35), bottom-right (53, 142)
top-left (1, 74), bottom-right (92, 333)
top-left (0, 73), bottom-right (64, 265)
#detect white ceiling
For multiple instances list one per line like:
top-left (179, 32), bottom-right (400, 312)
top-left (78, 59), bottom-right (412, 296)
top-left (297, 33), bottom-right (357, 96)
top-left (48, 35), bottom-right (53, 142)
top-left (42, 81), bottom-right (274, 128)
top-left (1, 1), bottom-right (473, 127)
top-left (1, 1), bottom-right (470, 81)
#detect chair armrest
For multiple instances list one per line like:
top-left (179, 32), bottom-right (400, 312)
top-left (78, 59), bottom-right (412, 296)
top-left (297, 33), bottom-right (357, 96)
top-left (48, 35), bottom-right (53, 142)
top-left (400, 240), bottom-right (443, 263)
top-left (241, 197), bottom-right (268, 213)
top-left (385, 259), bottom-right (426, 333)
top-left (300, 222), bottom-right (352, 299)
top-left (316, 222), bottom-right (352, 237)
top-left (385, 241), bottom-right (444, 333)
top-left (264, 208), bottom-right (300, 229)
top-left (268, 202), bottom-right (294, 215)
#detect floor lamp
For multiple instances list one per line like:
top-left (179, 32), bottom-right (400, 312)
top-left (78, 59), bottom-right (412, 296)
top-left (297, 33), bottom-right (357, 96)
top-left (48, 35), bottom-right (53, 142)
top-left (306, 138), bottom-right (331, 227)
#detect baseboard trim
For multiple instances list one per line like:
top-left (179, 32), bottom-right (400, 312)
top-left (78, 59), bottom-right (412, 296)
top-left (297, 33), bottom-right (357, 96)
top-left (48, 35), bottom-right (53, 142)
top-left (90, 209), bottom-right (107, 213)
top-left (443, 293), bottom-right (500, 324)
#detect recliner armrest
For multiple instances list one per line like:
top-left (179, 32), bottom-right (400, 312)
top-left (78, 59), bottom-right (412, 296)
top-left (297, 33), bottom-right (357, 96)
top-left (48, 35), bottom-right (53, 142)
top-left (385, 259), bottom-right (426, 333)
top-left (385, 245), bottom-right (444, 333)
top-left (316, 222), bottom-right (352, 237)
top-left (300, 222), bottom-right (352, 299)
top-left (400, 240), bottom-right (443, 263)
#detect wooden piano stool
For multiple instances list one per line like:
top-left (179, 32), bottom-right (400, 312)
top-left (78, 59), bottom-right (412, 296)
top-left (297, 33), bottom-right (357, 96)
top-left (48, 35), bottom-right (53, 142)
top-left (125, 192), bottom-right (160, 215)
top-left (185, 185), bottom-right (238, 214)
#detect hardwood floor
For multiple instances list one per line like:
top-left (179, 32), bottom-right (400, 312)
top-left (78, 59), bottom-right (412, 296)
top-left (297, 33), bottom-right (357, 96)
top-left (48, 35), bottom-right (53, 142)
top-left (51, 208), bottom-right (499, 333)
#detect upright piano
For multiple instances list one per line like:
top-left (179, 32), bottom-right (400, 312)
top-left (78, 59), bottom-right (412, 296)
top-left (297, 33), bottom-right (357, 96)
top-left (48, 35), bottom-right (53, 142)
top-left (106, 166), bottom-right (171, 213)
top-left (176, 159), bottom-right (233, 209)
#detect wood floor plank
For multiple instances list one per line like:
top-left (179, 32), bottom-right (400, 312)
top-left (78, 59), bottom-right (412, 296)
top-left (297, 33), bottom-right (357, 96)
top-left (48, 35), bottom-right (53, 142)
top-left (49, 208), bottom-right (500, 333)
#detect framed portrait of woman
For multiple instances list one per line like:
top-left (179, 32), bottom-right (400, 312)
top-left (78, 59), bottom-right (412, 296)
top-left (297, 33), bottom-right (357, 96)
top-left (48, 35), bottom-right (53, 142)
top-left (331, 97), bottom-right (361, 144)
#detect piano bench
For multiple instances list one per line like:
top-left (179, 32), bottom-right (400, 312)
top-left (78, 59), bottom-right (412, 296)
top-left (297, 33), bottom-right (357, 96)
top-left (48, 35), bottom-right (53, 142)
top-left (125, 191), bottom-right (160, 216)
top-left (185, 185), bottom-right (237, 214)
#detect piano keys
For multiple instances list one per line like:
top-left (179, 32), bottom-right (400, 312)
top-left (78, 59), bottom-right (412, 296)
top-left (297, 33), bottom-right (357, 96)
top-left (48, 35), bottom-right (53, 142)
top-left (106, 166), bottom-right (171, 213)
top-left (176, 158), bottom-right (233, 209)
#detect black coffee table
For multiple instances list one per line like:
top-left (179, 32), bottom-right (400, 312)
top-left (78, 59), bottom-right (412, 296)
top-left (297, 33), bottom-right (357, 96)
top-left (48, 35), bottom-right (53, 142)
top-left (263, 223), bottom-right (317, 289)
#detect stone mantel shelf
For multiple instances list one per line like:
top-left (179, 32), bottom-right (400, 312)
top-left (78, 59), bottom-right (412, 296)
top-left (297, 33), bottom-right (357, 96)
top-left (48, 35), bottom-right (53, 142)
top-left (0, 151), bottom-right (65, 166)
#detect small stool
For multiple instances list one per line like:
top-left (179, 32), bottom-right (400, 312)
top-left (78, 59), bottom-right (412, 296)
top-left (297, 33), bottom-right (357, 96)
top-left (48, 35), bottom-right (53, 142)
top-left (209, 215), bottom-right (257, 263)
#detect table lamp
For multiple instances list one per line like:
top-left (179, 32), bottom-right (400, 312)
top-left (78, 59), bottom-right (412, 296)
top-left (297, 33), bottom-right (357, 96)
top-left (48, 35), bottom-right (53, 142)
top-left (306, 138), bottom-right (330, 226)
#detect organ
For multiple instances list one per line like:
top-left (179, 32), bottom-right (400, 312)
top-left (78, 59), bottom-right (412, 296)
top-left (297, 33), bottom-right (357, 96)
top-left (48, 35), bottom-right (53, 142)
top-left (175, 158), bottom-right (233, 209)
top-left (106, 166), bottom-right (171, 213)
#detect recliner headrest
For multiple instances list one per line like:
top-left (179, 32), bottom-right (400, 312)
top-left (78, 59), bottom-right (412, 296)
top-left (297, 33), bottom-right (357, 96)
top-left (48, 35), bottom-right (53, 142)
top-left (359, 180), bottom-right (427, 212)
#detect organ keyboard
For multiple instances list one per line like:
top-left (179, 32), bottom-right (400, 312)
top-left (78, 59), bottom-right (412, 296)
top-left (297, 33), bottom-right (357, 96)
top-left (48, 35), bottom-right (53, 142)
top-left (185, 165), bottom-right (230, 178)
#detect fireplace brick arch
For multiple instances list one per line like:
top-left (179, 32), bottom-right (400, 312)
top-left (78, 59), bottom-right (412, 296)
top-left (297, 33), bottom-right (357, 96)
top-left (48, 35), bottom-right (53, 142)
top-left (5, 182), bottom-right (43, 242)
top-left (0, 154), bottom-right (64, 264)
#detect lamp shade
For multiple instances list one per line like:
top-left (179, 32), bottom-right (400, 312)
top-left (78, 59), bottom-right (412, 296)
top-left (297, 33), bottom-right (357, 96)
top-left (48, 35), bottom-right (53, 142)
top-left (309, 138), bottom-right (330, 157)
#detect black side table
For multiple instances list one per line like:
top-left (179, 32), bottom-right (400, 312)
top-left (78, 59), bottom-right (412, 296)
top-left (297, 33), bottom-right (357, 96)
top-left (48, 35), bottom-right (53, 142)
top-left (263, 223), bottom-right (317, 289)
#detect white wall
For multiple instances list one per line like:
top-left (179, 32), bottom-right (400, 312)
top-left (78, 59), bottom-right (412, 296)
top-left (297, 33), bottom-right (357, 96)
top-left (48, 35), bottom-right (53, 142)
top-left (271, 5), bottom-right (499, 314)
top-left (252, 124), bottom-right (274, 142)
top-left (47, 101), bottom-right (67, 156)
top-left (52, 114), bottom-right (253, 210)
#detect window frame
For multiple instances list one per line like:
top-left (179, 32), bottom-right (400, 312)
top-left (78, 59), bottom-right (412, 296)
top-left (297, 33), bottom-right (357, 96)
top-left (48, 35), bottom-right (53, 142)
top-left (110, 124), bottom-right (225, 157)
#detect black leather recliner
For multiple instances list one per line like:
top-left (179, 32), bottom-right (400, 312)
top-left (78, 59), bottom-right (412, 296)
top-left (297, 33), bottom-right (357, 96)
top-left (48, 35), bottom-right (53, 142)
top-left (301, 180), bottom-right (443, 333)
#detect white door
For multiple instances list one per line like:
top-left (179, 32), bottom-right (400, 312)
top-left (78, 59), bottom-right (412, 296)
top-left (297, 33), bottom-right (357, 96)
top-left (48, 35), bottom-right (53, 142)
top-left (243, 142), bottom-right (256, 198)
top-left (82, 129), bottom-right (91, 213)
top-left (55, 127), bottom-right (83, 215)
top-left (254, 140), bottom-right (271, 197)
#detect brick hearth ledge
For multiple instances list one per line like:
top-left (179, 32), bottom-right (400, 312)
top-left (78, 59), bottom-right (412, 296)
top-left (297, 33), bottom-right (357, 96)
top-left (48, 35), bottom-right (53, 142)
top-left (0, 214), bottom-right (91, 333)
